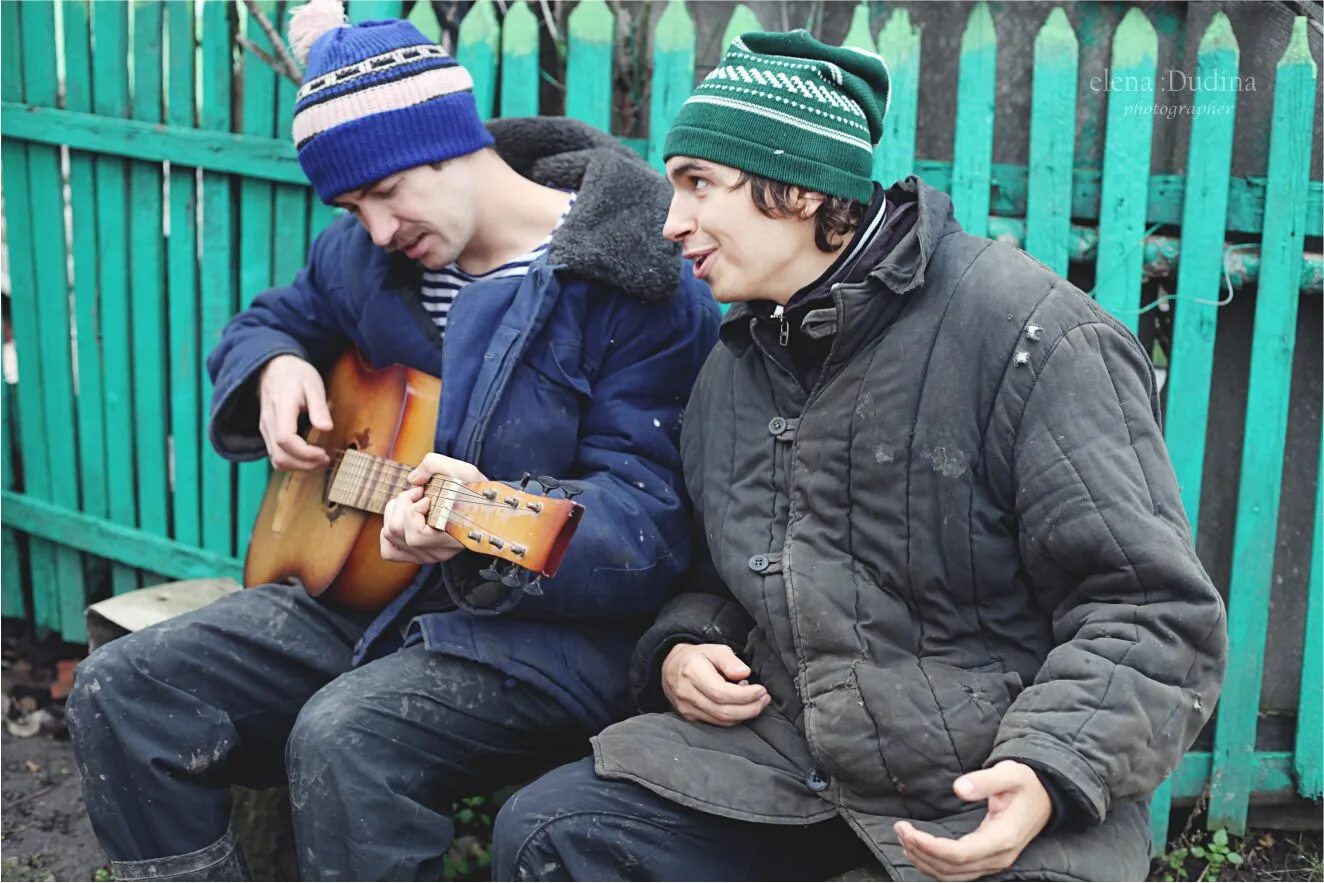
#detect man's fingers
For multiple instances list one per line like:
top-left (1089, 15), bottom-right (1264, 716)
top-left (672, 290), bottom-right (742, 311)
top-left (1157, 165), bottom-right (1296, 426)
top-left (677, 689), bottom-right (768, 726)
top-left (896, 820), bottom-right (1017, 875)
top-left (302, 378), bottom-right (334, 431)
top-left (954, 761), bottom-right (1025, 802)
top-left (691, 668), bottom-right (767, 706)
top-left (704, 644), bottom-right (753, 681)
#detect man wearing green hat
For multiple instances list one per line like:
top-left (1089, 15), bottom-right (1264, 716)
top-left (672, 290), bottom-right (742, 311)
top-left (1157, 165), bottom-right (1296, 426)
top-left (492, 30), bottom-right (1226, 882)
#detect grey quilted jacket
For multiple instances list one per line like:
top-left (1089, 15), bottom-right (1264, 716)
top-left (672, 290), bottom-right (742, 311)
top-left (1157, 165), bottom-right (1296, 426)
top-left (592, 179), bottom-right (1227, 881)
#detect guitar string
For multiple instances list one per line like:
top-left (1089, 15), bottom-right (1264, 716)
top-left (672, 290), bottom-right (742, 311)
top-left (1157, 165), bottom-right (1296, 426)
top-left (328, 453), bottom-right (495, 501)
top-left (329, 457), bottom-right (505, 506)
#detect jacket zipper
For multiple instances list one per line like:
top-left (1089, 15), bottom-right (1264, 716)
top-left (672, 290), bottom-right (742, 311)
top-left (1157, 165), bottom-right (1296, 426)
top-left (773, 304), bottom-right (789, 347)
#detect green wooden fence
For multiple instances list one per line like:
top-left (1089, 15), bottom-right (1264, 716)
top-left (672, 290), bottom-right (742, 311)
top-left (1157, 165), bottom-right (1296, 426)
top-left (1, 0), bottom-right (1320, 847)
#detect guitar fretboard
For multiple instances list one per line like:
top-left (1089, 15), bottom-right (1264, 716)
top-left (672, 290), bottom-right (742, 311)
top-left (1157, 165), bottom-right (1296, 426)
top-left (327, 449), bottom-right (414, 514)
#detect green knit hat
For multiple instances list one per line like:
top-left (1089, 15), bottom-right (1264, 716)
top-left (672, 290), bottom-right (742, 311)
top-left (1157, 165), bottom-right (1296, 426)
top-left (663, 30), bottom-right (890, 203)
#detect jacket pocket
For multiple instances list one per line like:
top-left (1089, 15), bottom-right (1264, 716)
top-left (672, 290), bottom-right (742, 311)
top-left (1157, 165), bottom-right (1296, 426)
top-left (818, 661), bottom-right (1023, 818)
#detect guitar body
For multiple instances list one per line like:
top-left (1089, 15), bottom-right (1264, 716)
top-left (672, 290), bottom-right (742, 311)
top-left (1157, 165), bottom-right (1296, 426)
top-left (244, 350), bottom-right (441, 612)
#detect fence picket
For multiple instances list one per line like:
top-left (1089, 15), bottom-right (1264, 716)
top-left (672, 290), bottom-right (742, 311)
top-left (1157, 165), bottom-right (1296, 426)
top-left (875, 10), bottom-right (920, 187)
top-left (1, 379), bottom-right (23, 620)
top-left (1165, 13), bottom-right (1239, 541)
top-left (457, 0), bottom-right (499, 120)
top-left (721, 5), bottom-right (762, 52)
top-left (129, 1), bottom-right (170, 590)
top-left (235, 1), bottom-right (281, 560)
top-left (21, 0), bottom-right (86, 636)
top-left (90, 0), bottom-right (139, 597)
top-left (1025, 8), bottom-right (1077, 276)
top-left (167, 0), bottom-right (202, 550)
top-left (565, 0), bottom-right (613, 131)
top-left (951, 2), bottom-right (996, 237)
top-left (0, 1), bottom-right (54, 632)
top-left (63, 0), bottom-right (110, 549)
top-left (500, 2), bottom-right (540, 119)
top-left (647, 0), bottom-right (695, 173)
top-left (1296, 432), bottom-right (1324, 799)
top-left (199, 0), bottom-right (238, 557)
top-left (273, 2), bottom-right (313, 309)
top-left (1094, 8), bottom-right (1157, 331)
top-left (1209, 16), bottom-right (1318, 836)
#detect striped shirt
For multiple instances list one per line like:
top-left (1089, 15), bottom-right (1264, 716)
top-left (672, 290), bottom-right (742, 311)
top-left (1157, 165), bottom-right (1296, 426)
top-left (419, 192), bottom-right (577, 335)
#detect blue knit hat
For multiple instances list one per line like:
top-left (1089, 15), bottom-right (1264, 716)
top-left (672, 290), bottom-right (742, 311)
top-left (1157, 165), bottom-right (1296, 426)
top-left (289, 0), bottom-right (493, 203)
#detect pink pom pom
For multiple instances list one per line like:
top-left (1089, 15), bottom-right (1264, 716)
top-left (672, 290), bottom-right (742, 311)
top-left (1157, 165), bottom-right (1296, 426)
top-left (289, 0), bottom-right (348, 68)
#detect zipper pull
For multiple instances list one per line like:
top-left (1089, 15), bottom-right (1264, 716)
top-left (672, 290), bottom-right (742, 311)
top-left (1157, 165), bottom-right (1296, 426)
top-left (772, 304), bottom-right (789, 347)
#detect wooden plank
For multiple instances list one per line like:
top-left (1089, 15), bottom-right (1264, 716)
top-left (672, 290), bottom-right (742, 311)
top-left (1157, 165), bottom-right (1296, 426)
top-left (874, 9), bottom-right (920, 188)
top-left (1165, 13), bottom-right (1239, 540)
top-left (20, 0), bottom-right (85, 637)
top-left (235, 1), bottom-right (281, 560)
top-left (1296, 431), bottom-right (1324, 799)
top-left (1170, 751), bottom-right (1296, 800)
top-left (62, 0), bottom-right (109, 535)
top-left (951, 2), bottom-right (996, 238)
top-left (199, 0), bottom-right (238, 558)
top-left (6, 104), bottom-right (1319, 238)
top-left (3, 0), bottom-right (59, 636)
top-left (565, 0), bottom-right (613, 132)
top-left (3, 492), bottom-right (243, 583)
top-left (1025, 7), bottom-right (1078, 277)
top-left (130, 0), bottom-right (170, 580)
top-left (346, 0), bottom-right (403, 22)
top-left (500, 1), bottom-right (540, 119)
top-left (721, 5), bottom-right (762, 52)
top-left (457, 0), bottom-right (499, 120)
top-left (273, 1), bottom-right (313, 293)
top-left (1, 373), bottom-right (24, 620)
top-left (406, 0), bottom-right (442, 43)
top-left (1208, 16), bottom-right (1318, 836)
top-left (1093, 8), bottom-right (1157, 332)
top-left (91, 0), bottom-right (139, 597)
top-left (646, 0), bottom-right (695, 173)
top-left (166, 0), bottom-right (202, 550)
top-left (2, 105), bottom-right (307, 185)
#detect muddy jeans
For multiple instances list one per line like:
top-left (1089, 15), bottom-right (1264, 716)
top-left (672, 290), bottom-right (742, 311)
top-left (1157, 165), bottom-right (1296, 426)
top-left (493, 757), bottom-right (876, 881)
top-left (66, 583), bottom-right (591, 881)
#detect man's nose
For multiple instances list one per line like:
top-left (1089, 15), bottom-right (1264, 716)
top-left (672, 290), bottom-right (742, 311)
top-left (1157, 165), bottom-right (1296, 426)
top-left (662, 194), bottom-right (695, 243)
top-left (359, 206), bottom-right (399, 249)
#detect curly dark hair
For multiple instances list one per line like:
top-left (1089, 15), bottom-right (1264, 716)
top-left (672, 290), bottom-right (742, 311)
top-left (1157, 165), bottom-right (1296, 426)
top-left (733, 171), bottom-right (867, 253)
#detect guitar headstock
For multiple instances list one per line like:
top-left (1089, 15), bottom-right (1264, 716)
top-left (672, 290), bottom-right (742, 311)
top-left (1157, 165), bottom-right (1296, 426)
top-left (424, 475), bottom-right (584, 578)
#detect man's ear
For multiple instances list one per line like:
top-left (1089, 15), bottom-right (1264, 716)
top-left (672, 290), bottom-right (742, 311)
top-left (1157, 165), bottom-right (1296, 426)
top-left (795, 190), bottom-right (827, 220)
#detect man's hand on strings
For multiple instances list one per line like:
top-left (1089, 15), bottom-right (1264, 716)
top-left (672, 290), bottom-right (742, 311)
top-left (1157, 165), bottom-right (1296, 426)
top-left (258, 354), bottom-right (333, 471)
top-left (380, 453), bottom-right (487, 564)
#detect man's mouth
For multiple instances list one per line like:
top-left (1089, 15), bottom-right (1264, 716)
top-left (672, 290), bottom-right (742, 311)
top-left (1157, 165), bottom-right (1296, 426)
top-left (686, 248), bottom-right (717, 280)
top-left (400, 234), bottom-right (427, 259)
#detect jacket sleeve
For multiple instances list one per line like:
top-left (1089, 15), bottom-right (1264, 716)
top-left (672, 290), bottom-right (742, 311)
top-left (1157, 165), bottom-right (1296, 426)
top-left (986, 317), bottom-right (1228, 825)
top-left (206, 217), bottom-right (356, 461)
top-left (629, 525), bottom-right (755, 711)
top-left (439, 280), bottom-right (721, 622)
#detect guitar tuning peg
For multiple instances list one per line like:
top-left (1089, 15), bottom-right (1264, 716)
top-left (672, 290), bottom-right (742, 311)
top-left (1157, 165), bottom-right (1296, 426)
top-left (560, 481), bottom-right (583, 500)
top-left (537, 475), bottom-right (561, 491)
top-left (501, 569), bottom-right (523, 589)
top-left (479, 565), bottom-right (503, 583)
top-left (520, 472), bottom-right (532, 490)
top-left (522, 576), bottom-right (544, 597)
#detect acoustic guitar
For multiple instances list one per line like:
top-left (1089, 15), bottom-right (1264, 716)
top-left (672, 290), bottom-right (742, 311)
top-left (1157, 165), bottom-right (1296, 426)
top-left (244, 350), bottom-right (584, 611)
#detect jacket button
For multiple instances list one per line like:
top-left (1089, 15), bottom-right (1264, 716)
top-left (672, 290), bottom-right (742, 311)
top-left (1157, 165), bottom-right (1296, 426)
top-left (767, 417), bottom-right (787, 435)
top-left (805, 768), bottom-right (831, 792)
top-left (748, 554), bottom-right (769, 573)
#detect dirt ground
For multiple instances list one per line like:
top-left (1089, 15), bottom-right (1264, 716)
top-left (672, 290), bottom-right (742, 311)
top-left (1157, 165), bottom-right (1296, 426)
top-left (2, 630), bottom-right (1320, 882)
top-left (1, 704), bottom-right (109, 881)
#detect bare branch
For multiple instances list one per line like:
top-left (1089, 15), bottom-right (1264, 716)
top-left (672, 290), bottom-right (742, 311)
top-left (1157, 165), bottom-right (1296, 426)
top-left (240, 0), bottom-right (304, 84)
top-left (238, 35), bottom-right (303, 88)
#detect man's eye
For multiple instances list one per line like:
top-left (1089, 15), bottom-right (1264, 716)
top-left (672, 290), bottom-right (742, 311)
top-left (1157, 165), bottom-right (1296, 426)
top-left (692, 178), bottom-right (710, 192)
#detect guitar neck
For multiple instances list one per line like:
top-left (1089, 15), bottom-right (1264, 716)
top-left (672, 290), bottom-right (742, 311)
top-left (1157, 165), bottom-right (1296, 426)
top-left (326, 449), bottom-right (415, 515)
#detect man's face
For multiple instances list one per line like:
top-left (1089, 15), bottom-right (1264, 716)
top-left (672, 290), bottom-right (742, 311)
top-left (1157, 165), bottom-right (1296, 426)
top-left (662, 156), bottom-right (817, 303)
top-left (332, 161), bottom-right (477, 270)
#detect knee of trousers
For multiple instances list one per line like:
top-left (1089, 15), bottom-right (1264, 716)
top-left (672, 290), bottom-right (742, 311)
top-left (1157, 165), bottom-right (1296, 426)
top-left (492, 775), bottom-right (601, 880)
top-left (66, 635), bottom-right (159, 757)
top-left (284, 683), bottom-right (381, 796)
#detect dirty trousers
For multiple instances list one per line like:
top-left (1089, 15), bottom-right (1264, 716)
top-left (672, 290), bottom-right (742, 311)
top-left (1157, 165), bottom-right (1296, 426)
top-left (493, 757), bottom-right (875, 881)
top-left (66, 583), bottom-right (590, 881)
